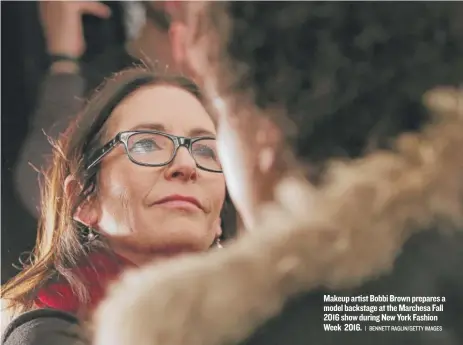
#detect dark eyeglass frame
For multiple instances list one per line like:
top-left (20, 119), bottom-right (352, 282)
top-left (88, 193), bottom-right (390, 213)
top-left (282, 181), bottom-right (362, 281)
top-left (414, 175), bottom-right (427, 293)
top-left (85, 130), bottom-right (223, 173)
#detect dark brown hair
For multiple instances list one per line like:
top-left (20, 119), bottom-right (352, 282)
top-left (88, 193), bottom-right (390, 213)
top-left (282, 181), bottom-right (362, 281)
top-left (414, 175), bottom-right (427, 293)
top-left (193, 2), bottom-right (463, 171)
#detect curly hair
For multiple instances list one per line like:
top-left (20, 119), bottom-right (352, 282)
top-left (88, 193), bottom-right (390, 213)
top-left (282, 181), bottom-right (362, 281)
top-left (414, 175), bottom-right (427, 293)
top-left (206, 2), bottom-right (463, 168)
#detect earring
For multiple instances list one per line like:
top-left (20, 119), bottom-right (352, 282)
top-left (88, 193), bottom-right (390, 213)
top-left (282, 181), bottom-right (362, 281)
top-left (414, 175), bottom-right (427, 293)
top-left (86, 227), bottom-right (100, 243)
top-left (214, 237), bottom-right (223, 249)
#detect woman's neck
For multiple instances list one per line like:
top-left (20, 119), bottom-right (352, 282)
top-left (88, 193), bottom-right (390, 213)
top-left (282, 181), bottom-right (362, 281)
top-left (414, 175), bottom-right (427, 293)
top-left (113, 249), bottom-right (152, 267)
top-left (109, 240), bottom-right (197, 267)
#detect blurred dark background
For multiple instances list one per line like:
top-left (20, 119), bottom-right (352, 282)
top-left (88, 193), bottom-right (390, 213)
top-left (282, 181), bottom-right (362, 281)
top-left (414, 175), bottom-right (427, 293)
top-left (1, 1), bottom-right (127, 283)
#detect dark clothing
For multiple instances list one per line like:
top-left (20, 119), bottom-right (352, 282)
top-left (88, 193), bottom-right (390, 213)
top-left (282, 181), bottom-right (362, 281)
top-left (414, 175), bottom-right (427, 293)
top-left (14, 46), bottom-right (139, 217)
top-left (83, 45), bottom-right (140, 95)
top-left (2, 309), bottom-right (83, 345)
top-left (2, 252), bottom-right (132, 345)
top-left (240, 229), bottom-right (463, 345)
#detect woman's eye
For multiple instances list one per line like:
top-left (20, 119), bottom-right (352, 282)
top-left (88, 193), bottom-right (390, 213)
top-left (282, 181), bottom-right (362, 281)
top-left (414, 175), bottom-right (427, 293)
top-left (131, 139), bottom-right (160, 153)
top-left (194, 145), bottom-right (217, 159)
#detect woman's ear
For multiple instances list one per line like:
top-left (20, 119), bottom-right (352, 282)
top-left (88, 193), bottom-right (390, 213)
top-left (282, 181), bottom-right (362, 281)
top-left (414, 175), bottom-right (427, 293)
top-left (64, 175), bottom-right (99, 228)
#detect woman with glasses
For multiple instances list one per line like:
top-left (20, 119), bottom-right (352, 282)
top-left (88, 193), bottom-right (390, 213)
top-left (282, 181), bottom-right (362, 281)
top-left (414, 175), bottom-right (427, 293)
top-left (1, 67), bottom-right (234, 345)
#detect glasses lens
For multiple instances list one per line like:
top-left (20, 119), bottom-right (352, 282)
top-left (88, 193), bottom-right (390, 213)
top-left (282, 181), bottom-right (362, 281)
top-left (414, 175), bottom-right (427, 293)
top-left (127, 132), bottom-right (175, 165)
top-left (191, 139), bottom-right (222, 172)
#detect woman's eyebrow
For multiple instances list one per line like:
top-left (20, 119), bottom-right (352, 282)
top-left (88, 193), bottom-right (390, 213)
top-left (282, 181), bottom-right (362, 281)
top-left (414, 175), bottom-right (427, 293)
top-left (128, 123), bottom-right (215, 137)
top-left (189, 128), bottom-right (216, 137)
top-left (129, 123), bottom-right (167, 132)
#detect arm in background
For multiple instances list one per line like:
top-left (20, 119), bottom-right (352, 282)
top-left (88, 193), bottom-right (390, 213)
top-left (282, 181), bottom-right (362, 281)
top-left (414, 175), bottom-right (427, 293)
top-left (14, 66), bottom-right (85, 218)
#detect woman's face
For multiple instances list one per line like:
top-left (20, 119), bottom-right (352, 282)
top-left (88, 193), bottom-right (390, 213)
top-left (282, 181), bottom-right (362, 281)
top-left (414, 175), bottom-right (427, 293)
top-left (88, 84), bottom-right (225, 258)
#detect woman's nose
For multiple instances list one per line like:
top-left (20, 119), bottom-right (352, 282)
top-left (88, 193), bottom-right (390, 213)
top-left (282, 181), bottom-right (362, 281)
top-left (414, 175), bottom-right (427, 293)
top-left (164, 147), bottom-right (198, 181)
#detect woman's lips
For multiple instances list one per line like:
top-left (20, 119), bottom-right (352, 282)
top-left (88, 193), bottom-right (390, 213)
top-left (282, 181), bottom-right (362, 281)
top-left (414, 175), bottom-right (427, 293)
top-left (153, 195), bottom-right (203, 211)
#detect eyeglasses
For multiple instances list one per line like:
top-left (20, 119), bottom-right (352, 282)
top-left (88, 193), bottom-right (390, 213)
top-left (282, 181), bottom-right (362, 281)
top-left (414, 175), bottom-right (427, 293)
top-left (86, 130), bottom-right (222, 173)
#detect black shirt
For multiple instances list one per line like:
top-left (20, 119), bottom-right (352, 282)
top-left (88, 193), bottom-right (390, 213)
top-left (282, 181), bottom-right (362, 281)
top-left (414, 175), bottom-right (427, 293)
top-left (2, 309), bottom-right (84, 345)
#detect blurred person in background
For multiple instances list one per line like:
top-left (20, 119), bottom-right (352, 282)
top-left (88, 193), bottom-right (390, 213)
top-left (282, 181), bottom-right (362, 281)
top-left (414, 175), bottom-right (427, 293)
top-left (2, 67), bottom-right (235, 344)
top-left (14, 1), bottom-right (182, 220)
top-left (92, 2), bottom-right (463, 345)
top-left (1, 0), bottom-right (127, 285)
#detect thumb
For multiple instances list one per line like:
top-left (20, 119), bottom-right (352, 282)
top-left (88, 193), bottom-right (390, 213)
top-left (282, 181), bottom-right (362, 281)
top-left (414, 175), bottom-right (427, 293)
top-left (80, 1), bottom-right (111, 18)
top-left (170, 22), bottom-right (186, 66)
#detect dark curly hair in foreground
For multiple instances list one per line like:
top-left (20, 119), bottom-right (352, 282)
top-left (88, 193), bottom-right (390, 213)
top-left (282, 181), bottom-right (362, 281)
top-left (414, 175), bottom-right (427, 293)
top-left (200, 2), bottom-right (463, 345)
top-left (217, 2), bottom-right (463, 168)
